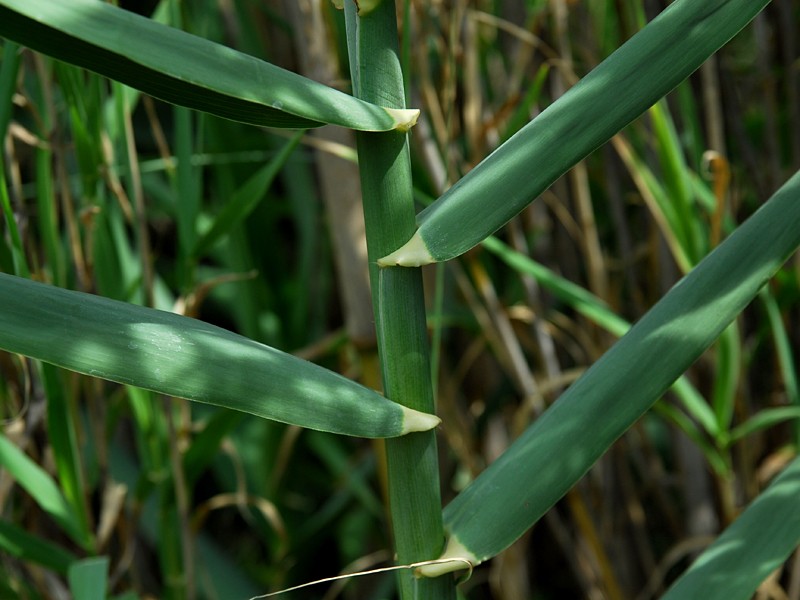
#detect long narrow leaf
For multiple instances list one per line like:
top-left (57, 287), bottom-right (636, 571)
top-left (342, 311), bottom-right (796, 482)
top-left (728, 407), bottom-right (800, 444)
top-left (192, 132), bottom-right (303, 258)
top-left (0, 0), bottom-right (418, 132)
top-left (417, 170), bottom-right (800, 575)
top-left (760, 288), bottom-right (800, 443)
top-left (379, 0), bottom-right (769, 266)
top-left (0, 519), bottom-right (78, 574)
top-left (0, 274), bottom-right (438, 438)
top-left (41, 363), bottom-right (93, 547)
top-left (0, 39), bottom-right (20, 140)
top-left (482, 235), bottom-right (721, 440)
top-left (0, 434), bottom-right (91, 549)
top-left (0, 519), bottom-right (78, 573)
top-left (661, 454), bottom-right (800, 600)
top-left (0, 161), bottom-right (29, 277)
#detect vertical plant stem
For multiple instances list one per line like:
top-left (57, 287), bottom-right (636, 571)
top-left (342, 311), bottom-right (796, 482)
top-left (550, 0), bottom-right (608, 302)
top-left (345, 2), bottom-right (454, 598)
top-left (174, 106), bottom-right (199, 290)
top-left (0, 159), bottom-right (28, 278)
top-left (42, 364), bottom-right (94, 552)
top-left (163, 398), bottom-right (195, 600)
top-left (114, 81), bottom-right (153, 306)
top-left (283, 0), bottom-right (375, 346)
top-left (0, 41), bottom-right (20, 138)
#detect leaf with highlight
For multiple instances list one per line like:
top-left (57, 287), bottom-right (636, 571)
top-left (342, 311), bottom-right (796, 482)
top-left (0, 0), bottom-right (418, 132)
top-left (0, 274), bottom-right (439, 438)
top-left (418, 169), bottom-right (800, 576)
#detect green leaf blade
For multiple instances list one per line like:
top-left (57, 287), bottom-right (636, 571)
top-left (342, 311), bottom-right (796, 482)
top-left (380, 0), bottom-right (769, 266)
top-left (0, 274), bottom-right (438, 438)
top-left (192, 132), bottom-right (304, 258)
top-left (68, 557), bottom-right (109, 600)
top-left (0, 0), bottom-right (418, 132)
top-left (0, 519), bottom-right (78, 574)
top-left (482, 235), bottom-right (722, 440)
top-left (0, 434), bottom-right (92, 549)
top-left (661, 455), bottom-right (800, 600)
top-left (418, 169), bottom-right (800, 573)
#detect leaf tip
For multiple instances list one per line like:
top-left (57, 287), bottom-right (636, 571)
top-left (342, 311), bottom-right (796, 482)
top-left (385, 107), bottom-right (420, 132)
top-left (401, 407), bottom-right (441, 434)
top-left (377, 232), bottom-right (434, 267)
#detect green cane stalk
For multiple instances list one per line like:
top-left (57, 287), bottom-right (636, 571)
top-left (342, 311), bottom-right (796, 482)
top-left (343, 1), bottom-right (455, 597)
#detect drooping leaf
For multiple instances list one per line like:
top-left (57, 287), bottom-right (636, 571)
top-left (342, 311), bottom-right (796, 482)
top-left (0, 0), bottom-right (418, 132)
top-left (0, 434), bottom-right (92, 549)
top-left (0, 519), bottom-right (78, 574)
top-left (0, 274), bottom-right (439, 438)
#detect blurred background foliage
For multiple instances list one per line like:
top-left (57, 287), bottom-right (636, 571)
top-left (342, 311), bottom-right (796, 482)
top-left (1, 0), bottom-right (799, 598)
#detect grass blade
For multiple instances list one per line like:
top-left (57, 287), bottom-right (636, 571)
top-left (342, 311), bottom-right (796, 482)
top-left (760, 288), bottom-right (800, 444)
top-left (0, 0), bottom-right (418, 132)
top-left (482, 236), bottom-right (628, 336)
top-left (0, 40), bottom-right (20, 141)
top-left (68, 556), bottom-right (109, 600)
top-left (727, 407), bottom-right (800, 444)
top-left (0, 160), bottom-right (29, 278)
top-left (0, 519), bottom-right (78, 574)
top-left (661, 455), bottom-right (800, 600)
top-left (182, 410), bottom-right (244, 486)
top-left (378, 0), bottom-right (769, 266)
top-left (0, 434), bottom-right (92, 549)
top-left (192, 132), bottom-right (304, 258)
top-left (482, 235), bottom-right (721, 440)
top-left (41, 363), bottom-right (93, 549)
top-left (417, 169), bottom-right (800, 575)
top-left (0, 273), bottom-right (439, 438)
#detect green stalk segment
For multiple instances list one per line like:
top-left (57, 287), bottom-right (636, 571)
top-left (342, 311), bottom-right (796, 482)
top-left (418, 169), bottom-right (800, 576)
top-left (344, 1), bottom-right (454, 597)
top-left (0, 0), bottom-right (418, 132)
top-left (378, 0), bottom-right (770, 266)
top-left (0, 274), bottom-right (438, 438)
